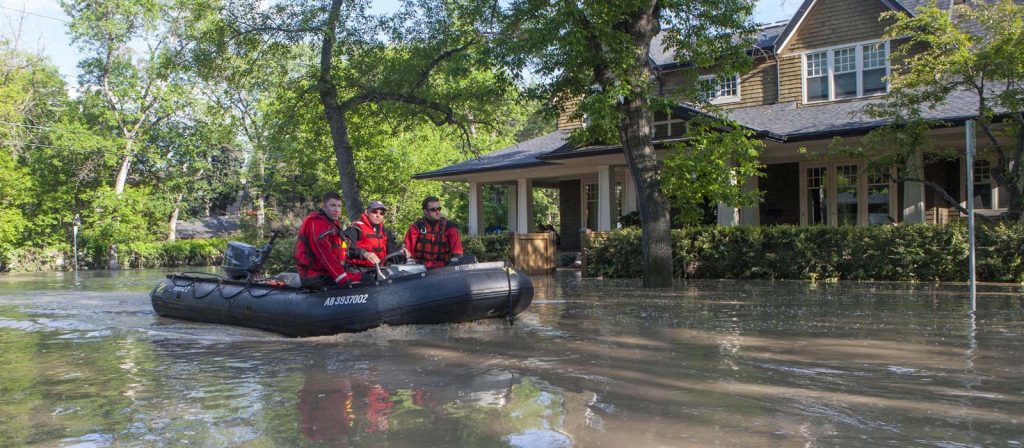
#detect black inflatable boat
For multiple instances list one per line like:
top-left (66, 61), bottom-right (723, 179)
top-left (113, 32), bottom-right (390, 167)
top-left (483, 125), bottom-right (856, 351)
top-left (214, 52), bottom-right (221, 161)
top-left (150, 261), bottom-right (534, 337)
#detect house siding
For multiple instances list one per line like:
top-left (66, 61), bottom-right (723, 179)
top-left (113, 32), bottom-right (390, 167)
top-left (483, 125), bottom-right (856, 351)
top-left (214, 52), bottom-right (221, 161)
top-left (778, 0), bottom-right (895, 104)
top-left (556, 98), bottom-right (585, 130)
top-left (654, 58), bottom-right (779, 109)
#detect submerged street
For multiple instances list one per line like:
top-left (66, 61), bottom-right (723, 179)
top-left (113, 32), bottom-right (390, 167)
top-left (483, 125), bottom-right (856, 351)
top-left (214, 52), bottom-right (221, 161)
top-left (1, 269), bottom-right (1022, 447)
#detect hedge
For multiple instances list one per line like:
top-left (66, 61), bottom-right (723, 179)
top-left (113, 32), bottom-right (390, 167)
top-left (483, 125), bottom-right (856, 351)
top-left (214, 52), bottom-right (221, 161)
top-left (462, 233), bottom-right (513, 263)
top-left (0, 239), bottom-right (227, 272)
top-left (584, 224), bottom-right (1024, 283)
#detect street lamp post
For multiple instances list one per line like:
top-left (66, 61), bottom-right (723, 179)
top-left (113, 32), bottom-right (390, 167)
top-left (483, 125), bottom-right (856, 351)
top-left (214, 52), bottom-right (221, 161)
top-left (966, 120), bottom-right (977, 313)
top-left (72, 214), bottom-right (81, 272)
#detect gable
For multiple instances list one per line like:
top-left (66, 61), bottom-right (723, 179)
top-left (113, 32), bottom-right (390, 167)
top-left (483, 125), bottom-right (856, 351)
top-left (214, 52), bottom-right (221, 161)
top-left (780, 0), bottom-right (900, 55)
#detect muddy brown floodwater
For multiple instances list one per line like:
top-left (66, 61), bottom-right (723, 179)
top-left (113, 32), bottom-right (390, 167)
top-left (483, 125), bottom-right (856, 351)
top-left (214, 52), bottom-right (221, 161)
top-left (0, 268), bottom-right (1022, 447)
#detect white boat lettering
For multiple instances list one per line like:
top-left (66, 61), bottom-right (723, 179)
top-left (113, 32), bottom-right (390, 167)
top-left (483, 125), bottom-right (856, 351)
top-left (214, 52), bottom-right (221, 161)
top-left (323, 294), bottom-right (369, 306)
top-left (173, 286), bottom-right (191, 293)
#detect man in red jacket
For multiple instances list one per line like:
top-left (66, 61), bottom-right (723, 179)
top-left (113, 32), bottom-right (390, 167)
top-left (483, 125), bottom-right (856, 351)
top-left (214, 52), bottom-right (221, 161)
top-left (344, 200), bottom-right (408, 278)
top-left (294, 192), bottom-right (361, 288)
top-left (404, 196), bottom-right (463, 270)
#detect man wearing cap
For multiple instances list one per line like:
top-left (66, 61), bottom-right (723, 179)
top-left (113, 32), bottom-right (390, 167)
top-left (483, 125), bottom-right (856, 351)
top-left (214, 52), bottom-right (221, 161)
top-left (344, 200), bottom-right (407, 278)
top-left (404, 196), bottom-right (463, 270)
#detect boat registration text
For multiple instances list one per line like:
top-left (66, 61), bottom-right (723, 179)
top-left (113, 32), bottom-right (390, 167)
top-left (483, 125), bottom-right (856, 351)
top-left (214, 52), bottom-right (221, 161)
top-left (323, 294), bottom-right (369, 306)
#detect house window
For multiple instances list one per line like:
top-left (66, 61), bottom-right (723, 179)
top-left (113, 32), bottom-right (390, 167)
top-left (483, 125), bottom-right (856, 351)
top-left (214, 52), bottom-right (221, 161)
top-left (862, 43), bottom-right (888, 95)
top-left (972, 159), bottom-right (993, 209)
top-left (585, 183), bottom-right (599, 229)
top-left (836, 165), bottom-right (858, 226)
top-left (699, 74), bottom-right (741, 104)
top-left (867, 170), bottom-right (891, 225)
top-left (802, 161), bottom-right (896, 226)
top-left (803, 41), bottom-right (889, 103)
top-left (805, 52), bottom-right (829, 102)
top-left (653, 110), bottom-right (685, 139)
top-left (806, 167), bottom-right (829, 225)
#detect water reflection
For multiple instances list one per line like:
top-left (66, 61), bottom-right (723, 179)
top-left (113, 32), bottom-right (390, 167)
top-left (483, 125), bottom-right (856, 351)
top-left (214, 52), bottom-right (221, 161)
top-left (0, 270), bottom-right (1022, 446)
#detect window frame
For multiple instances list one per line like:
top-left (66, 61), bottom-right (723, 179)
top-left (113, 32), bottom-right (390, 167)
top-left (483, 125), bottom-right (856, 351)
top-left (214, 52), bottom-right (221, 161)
top-left (800, 39), bottom-right (890, 104)
top-left (651, 110), bottom-right (687, 140)
top-left (959, 157), bottom-right (1007, 213)
top-left (698, 73), bottom-right (742, 105)
top-left (799, 160), bottom-right (897, 226)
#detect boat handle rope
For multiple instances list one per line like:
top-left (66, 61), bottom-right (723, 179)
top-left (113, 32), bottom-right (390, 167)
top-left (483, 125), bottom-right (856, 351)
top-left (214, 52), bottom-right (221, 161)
top-left (505, 265), bottom-right (515, 327)
top-left (169, 273), bottom-right (278, 300)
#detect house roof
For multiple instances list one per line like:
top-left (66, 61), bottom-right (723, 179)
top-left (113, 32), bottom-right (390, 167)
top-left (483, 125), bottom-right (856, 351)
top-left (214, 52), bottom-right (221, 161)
top-left (413, 130), bottom-right (571, 179)
top-left (725, 90), bottom-right (990, 141)
top-left (650, 20), bottom-right (789, 68)
top-left (414, 90), bottom-right (991, 179)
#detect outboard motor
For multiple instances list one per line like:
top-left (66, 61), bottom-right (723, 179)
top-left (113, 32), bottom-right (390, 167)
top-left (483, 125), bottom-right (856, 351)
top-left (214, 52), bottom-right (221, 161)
top-left (221, 232), bottom-right (279, 280)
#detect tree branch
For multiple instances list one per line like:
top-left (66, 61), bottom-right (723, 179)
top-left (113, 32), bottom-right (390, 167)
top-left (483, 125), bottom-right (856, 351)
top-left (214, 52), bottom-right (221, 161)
top-left (889, 173), bottom-right (996, 224)
top-left (411, 40), bottom-right (475, 93)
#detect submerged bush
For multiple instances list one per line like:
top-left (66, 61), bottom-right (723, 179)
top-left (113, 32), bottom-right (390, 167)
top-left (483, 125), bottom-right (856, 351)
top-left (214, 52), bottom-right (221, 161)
top-left (584, 224), bottom-right (1024, 283)
top-left (463, 233), bottom-right (512, 262)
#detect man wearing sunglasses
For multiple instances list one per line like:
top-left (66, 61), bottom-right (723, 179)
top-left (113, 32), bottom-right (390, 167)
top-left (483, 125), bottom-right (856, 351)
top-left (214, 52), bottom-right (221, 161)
top-left (404, 196), bottom-right (463, 270)
top-left (344, 200), bottom-right (407, 278)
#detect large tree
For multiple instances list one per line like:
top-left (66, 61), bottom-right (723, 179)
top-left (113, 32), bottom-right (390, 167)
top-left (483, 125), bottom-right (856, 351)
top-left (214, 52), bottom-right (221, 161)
top-left (858, 0), bottom-right (1024, 222)
top-left (61, 0), bottom-right (188, 195)
top-left (192, 0), bottom-right (516, 221)
top-left (497, 0), bottom-right (757, 287)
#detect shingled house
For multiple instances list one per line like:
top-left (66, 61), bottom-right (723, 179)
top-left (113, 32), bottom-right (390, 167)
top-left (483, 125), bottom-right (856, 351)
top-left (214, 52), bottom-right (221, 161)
top-left (414, 0), bottom-right (1009, 252)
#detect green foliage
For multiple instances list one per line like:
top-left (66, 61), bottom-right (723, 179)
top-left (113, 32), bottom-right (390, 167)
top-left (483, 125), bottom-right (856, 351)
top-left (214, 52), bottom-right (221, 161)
top-left (662, 116), bottom-right (764, 225)
top-left (462, 233), bottom-right (513, 263)
top-left (584, 224), bottom-right (1024, 283)
top-left (116, 239), bottom-right (226, 269)
top-left (860, 0), bottom-right (1024, 221)
top-left (0, 150), bottom-right (31, 254)
top-left (80, 186), bottom-right (174, 261)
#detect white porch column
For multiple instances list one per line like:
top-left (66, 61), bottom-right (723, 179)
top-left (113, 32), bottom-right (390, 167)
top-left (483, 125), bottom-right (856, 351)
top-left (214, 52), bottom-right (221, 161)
top-left (902, 149), bottom-right (925, 224)
top-left (468, 182), bottom-right (483, 236)
top-left (507, 184), bottom-right (518, 232)
top-left (597, 165), bottom-right (613, 231)
top-left (717, 203), bottom-right (739, 226)
top-left (740, 175), bottom-right (759, 226)
top-left (717, 167), bottom-right (740, 226)
top-left (622, 167), bottom-right (638, 214)
top-left (516, 177), bottom-right (533, 233)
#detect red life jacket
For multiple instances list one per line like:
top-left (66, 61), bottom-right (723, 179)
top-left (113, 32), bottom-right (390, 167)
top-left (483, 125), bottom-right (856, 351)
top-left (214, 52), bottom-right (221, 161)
top-left (347, 212), bottom-right (388, 267)
top-left (412, 217), bottom-right (451, 263)
top-left (294, 210), bottom-right (348, 280)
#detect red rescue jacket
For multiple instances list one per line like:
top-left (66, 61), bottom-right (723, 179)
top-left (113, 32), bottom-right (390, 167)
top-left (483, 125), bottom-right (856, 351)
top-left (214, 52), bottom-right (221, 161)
top-left (294, 210), bottom-right (353, 284)
top-left (346, 212), bottom-right (388, 268)
top-left (404, 217), bottom-right (462, 269)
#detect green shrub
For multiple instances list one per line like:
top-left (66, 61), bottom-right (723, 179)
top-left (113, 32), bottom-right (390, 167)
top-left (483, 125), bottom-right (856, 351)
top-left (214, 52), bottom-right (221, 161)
top-left (462, 233), bottom-right (512, 262)
top-left (584, 224), bottom-right (1024, 283)
top-left (0, 245), bottom-right (70, 272)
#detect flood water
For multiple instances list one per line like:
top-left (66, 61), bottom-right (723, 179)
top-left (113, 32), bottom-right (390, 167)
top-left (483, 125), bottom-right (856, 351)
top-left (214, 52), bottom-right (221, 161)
top-left (0, 269), bottom-right (1022, 447)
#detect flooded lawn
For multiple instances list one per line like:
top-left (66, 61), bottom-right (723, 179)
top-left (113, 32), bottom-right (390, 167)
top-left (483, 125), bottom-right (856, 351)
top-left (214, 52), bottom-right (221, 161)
top-left (1, 269), bottom-right (1022, 447)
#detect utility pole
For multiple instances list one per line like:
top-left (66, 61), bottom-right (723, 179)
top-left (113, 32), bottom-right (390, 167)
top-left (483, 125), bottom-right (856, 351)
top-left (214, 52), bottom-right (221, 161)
top-left (966, 120), bottom-right (977, 313)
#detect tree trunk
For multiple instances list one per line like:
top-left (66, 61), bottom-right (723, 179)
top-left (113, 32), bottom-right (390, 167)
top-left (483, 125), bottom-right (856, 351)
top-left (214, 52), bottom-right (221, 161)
top-left (113, 139), bottom-right (133, 194)
top-left (617, 1), bottom-right (672, 288)
top-left (619, 94), bottom-right (674, 287)
top-left (317, 0), bottom-right (363, 221)
top-left (168, 193), bottom-right (183, 241)
top-left (255, 150), bottom-right (266, 239)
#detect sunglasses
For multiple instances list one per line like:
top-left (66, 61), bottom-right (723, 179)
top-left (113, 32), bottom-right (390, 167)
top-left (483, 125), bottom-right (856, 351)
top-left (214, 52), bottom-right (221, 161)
top-left (370, 209), bottom-right (386, 215)
top-left (426, 207), bottom-right (442, 212)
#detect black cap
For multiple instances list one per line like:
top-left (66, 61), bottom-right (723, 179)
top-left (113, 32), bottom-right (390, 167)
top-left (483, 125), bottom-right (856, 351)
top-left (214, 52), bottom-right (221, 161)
top-left (366, 200), bottom-right (387, 212)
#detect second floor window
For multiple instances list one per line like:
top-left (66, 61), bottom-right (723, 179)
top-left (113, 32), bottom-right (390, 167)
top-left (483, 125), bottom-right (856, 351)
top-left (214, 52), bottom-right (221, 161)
top-left (653, 110), bottom-right (686, 139)
top-left (699, 74), bottom-right (741, 104)
top-left (803, 41), bottom-right (889, 103)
